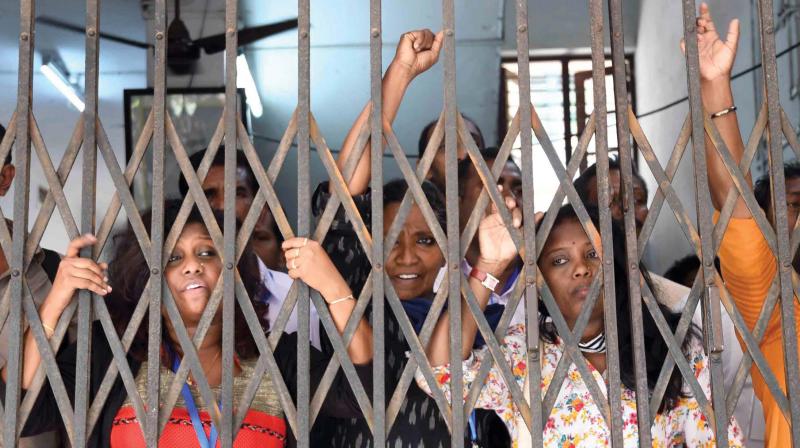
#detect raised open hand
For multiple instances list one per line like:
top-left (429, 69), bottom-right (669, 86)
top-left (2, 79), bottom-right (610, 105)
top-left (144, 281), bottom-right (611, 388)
top-left (476, 187), bottom-right (523, 274)
top-left (681, 2), bottom-right (739, 83)
top-left (391, 29), bottom-right (444, 80)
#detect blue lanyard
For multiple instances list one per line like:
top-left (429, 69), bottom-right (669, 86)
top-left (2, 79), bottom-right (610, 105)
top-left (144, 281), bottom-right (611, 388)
top-left (468, 411), bottom-right (478, 446)
top-left (168, 347), bottom-right (219, 448)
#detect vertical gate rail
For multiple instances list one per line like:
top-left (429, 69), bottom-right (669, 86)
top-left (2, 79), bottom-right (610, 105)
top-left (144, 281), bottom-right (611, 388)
top-left (759, 0), bottom-right (800, 441)
top-left (221, 0), bottom-right (239, 442)
top-left (368, 0), bottom-right (386, 443)
top-left (606, 0), bottom-right (653, 444)
top-left (679, 0), bottom-right (730, 440)
top-left (4, 0), bottom-right (34, 437)
top-left (589, 0), bottom-right (624, 443)
top-left (2, 0), bottom-right (31, 439)
top-left (442, 0), bottom-right (466, 442)
top-left (74, 0), bottom-right (100, 442)
top-left (296, 0), bottom-right (311, 445)
top-left (147, 0), bottom-right (167, 443)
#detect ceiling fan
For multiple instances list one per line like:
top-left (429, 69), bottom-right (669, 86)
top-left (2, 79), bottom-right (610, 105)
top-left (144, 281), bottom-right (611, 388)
top-left (37, 0), bottom-right (298, 74)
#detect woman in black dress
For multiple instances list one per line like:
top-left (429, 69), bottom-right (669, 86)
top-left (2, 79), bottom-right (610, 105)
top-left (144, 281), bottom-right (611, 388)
top-left (312, 28), bottom-right (521, 447)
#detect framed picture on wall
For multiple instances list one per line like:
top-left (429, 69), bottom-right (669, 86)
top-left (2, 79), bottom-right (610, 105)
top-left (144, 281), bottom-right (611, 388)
top-left (124, 87), bottom-right (249, 211)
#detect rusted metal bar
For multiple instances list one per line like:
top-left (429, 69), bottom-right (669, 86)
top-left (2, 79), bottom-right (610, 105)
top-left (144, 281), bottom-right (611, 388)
top-left (221, 0), bottom-right (239, 443)
top-left (3, 0), bottom-right (36, 444)
top-left (537, 277), bottom-right (611, 424)
top-left (607, 0), bottom-right (652, 444)
top-left (236, 119), bottom-right (294, 257)
top-left (441, 0), bottom-right (464, 444)
top-left (458, 112), bottom-right (520, 256)
top-left (382, 129), bottom-right (449, 252)
top-left (303, 116), bottom-right (377, 428)
top-left (308, 117), bottom-right (374, 261)
top-left (232, 288), bottom-right (299, 435)
top-left (158, 283), bottom-right (226, 433)
top-left (382, 274), bottom-right (455, 428)
top-left (91, 296), bottom-right (149, 428)
top-left (86, 282), bottom-right (151, 433)
top-left (458, 126), bottom-right (523, 251)
top-left (96, 121), bottom-right (152, 257)
top-left (722, 276), bottom-right (791, 417)
top-left (296, 0), bottom-right (311, 445)
top-left (156, 118), bottom-right (238, 433)
top-left (385, 278), bottom-right (449, 429)
top-left (512, 0), bottom-right (543, 441)
top-left (639, 281), bottom-right (716, 423)
top-left (146, 0), bottom-right (168, 442)
top-left (678, 0), bottom-right (732, 432)
top-left (16, 299), bottom-right (78, 438)
top-left (73, 0), bottom-right (101, 442)
top-left (458, 278), bottom-right (532, 424)
top-left (530, 106), bottom-right (601, 246)
top-left (94, 110), bottom-right (151, 256)
top-left (368, 0), bottom-right (386, 441)
top-left (28, 115), bottom-right (79, 238)
top-left (307, 281), bottom-right (374, 426)
top-left (588, 0), bottom-right (624, 443)
top-left (757, 0), bottom-right (800, 440)
top-left (635, 115), bottom-right (692, 254)
top-left (463, 113), bottom-right (593, 426)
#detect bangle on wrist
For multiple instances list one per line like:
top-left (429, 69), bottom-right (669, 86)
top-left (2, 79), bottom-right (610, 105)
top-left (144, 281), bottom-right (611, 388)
top-left (710, 105), bottom-right (737, 119)
top-left (328, 294), bottom-right (355, 306)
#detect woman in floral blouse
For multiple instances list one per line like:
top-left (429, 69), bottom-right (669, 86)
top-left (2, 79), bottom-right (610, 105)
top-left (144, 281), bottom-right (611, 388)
top-left (418, 204), bottom-right (743, 447)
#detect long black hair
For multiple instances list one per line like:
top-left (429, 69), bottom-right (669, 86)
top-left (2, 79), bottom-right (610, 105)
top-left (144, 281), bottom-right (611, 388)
top-left (536, 204), bottom-right (693, 413)
top-left (106, 199), bottom-right (268, 362)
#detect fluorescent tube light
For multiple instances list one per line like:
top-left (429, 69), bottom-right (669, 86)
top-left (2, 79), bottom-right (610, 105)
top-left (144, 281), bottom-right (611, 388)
top-left (40, 62), bottom-right (85, 112)
top-left (236, 54), bottom-right (263, 118)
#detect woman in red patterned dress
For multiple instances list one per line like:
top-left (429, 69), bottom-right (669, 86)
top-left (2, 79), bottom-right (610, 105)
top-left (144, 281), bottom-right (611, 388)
top-left (1, 200), bottom-right (372, 447)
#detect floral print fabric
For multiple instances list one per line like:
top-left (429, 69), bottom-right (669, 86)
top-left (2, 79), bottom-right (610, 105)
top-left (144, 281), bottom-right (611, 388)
top-left (415, 324), bottom-right (743, 447)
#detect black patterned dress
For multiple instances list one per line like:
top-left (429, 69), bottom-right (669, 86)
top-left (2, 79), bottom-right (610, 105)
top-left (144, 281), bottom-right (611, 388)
top-left (311, 183), bottom-right (467, 448)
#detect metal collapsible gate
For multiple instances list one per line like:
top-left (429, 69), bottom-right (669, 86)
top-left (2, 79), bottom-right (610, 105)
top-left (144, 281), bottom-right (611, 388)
top-left (3, 0), bottom-right (800, 446)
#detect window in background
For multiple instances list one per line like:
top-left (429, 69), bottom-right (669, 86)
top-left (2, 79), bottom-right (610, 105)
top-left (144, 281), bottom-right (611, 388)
top-left (501, 56), bottom-right (635, 211)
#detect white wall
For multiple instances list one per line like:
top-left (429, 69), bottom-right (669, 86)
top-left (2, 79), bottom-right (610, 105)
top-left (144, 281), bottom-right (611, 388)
top-left (635, 0), bottom-right (798, 274)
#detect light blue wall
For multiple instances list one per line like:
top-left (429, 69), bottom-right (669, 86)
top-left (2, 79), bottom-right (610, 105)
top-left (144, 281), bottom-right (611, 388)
top-left (501, 0), bottom-right (639, 51)
top-left (240, 0), bottom-right (505, 224)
